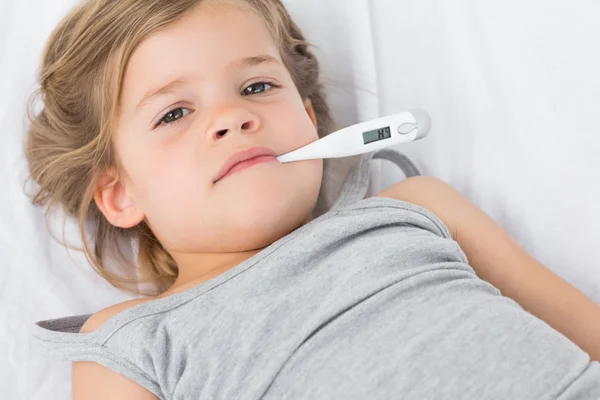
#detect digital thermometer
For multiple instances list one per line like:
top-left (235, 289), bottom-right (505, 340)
top-left (277, 109), bottom-right (431, 163)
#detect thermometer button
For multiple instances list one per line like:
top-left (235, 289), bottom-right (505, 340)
top-left (398, 122), bottom-right (418, 135)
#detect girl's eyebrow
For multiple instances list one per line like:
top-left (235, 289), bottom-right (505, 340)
top-left (135, 55), bottom-right (281, 113)
top-left (136, 78), bottom-right (188, 112)
top-left (232, 54), bottom-right (281, 69)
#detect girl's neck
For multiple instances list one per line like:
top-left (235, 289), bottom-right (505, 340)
top-left (161, 249), bottom-right (264, 297)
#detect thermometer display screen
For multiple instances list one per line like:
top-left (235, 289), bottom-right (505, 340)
top-left (363, 126), bottom-right (392, 145)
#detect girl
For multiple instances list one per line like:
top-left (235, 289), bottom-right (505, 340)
top-left (29, 0), bottom-right (600, 398)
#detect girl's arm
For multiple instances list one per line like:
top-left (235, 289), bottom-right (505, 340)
top-left (73, 361), bottom-right (158, 400)
top-left (378, 176), bottom-right (600, 361)
top-left (73, 301), bottom-right (159, 399)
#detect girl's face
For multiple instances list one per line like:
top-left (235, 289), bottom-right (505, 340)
top-left (105, 3), bottom-right (323, 255)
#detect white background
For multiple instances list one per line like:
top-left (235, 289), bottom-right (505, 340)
top-left (1, 0), bottom-right (599, 398)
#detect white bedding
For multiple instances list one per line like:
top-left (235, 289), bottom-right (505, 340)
top-left (1, 0), bottom-right (599, 398)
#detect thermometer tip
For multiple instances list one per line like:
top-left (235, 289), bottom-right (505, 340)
top-left (410, 109), bottom-right (431, 139)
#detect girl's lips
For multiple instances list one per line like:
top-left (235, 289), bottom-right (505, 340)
top-left (218, 155), bottom-right (277, 181)
top-left (214, 146), bottom-right (278, 182)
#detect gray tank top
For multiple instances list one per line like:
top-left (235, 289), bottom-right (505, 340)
top-left (31, 151), bottom-right (600, 399)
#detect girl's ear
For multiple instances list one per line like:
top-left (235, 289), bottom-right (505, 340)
top-left (94, 169), bottom-right (145, 229)
top-left (304, 98), bottom-right (318, 129)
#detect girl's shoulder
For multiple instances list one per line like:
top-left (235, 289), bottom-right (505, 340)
top-left (79, 280), bottom-right (205, 333)
top-left (79, 297), bottom-right (155, 334)
top-left (375, 175), bottom-right (458, 239)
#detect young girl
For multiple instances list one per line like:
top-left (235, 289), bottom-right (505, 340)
top-left (29, 0), bottom-right (600, 398)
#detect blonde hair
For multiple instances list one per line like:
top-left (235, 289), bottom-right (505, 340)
top-left (26, 0), bottom-right (333, 295)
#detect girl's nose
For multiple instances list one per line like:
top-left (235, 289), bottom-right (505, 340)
top-left (206, 107), bottom-right (260, 142)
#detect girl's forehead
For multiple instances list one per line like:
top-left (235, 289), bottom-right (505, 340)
top-left (153, 4), bottom-right (274, 50)
top-left (127, 4), bottom-right (280, 77)
top-left (117, 2), bottom-right (284, 123)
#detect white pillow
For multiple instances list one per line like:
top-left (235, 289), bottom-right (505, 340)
top-left (1, 1), bottom-right (135, 398)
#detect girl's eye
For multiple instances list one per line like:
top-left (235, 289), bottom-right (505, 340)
top-left (159, 107), bottom-right (192, 126)
top-left (242, 81), bottom-right (278, 96)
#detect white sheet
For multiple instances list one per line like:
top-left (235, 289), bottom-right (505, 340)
top-left (2, 0), bottom-right (599, 398)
